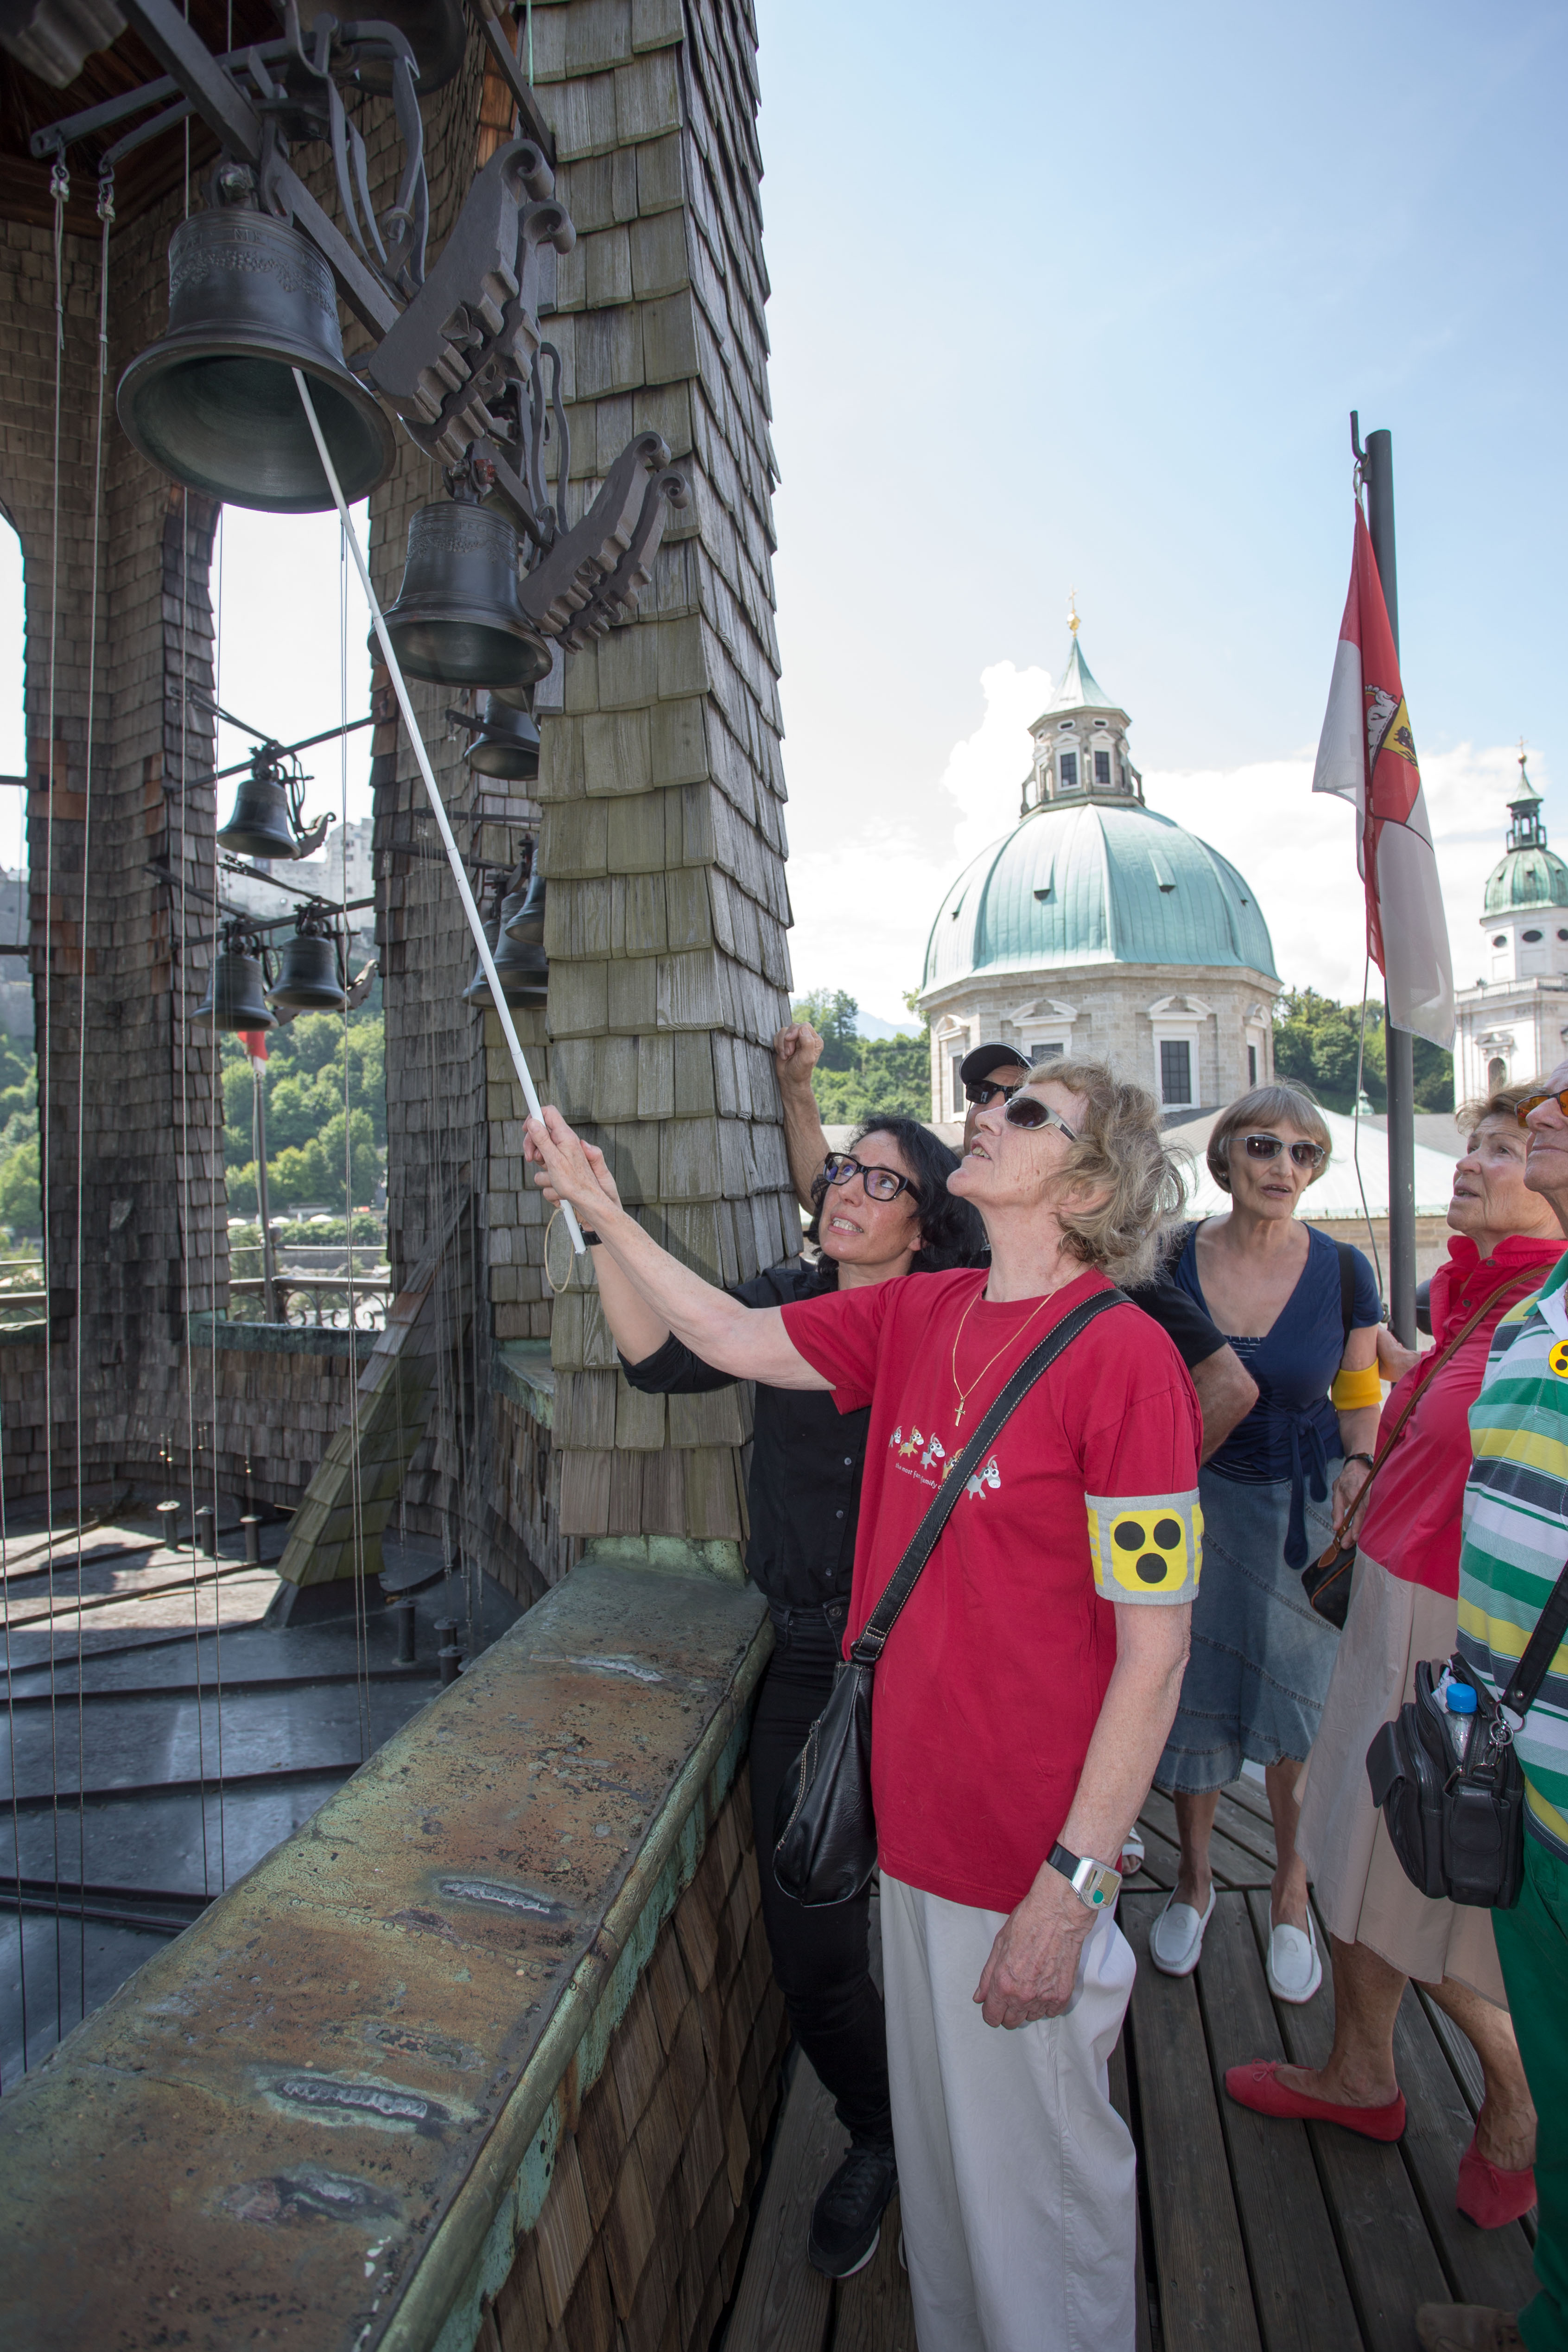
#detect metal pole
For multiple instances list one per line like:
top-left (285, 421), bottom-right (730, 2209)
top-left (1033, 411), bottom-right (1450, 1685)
top-left (1362, 424), bottom-right (1417, 1345)
top-left (252, 1052), bottom-right (279, 1323)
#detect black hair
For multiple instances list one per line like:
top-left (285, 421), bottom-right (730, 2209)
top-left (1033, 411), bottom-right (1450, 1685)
top-left (806, 1116), bottom-right (983, 1287)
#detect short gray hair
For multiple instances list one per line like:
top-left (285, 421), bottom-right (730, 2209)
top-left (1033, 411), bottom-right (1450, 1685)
top-left (1032, 1058), bottom-right (1189, 1287)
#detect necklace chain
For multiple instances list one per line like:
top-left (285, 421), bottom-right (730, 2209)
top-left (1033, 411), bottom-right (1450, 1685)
top-left (949, 1287), bottom-right (1054, 1427)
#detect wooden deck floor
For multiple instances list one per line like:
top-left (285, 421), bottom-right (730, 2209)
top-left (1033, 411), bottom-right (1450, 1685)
top-left (722, 1775), bottom-right (1540, 2352)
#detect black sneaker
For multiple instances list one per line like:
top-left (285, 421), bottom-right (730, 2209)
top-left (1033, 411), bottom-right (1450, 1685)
top-left (807, 2143), bottom-right (898, 2279)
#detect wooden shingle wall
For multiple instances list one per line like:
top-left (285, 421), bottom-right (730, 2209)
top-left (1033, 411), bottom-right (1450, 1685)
top-left (488, 1766), bottom-right (788, 2352)
top-left (521, 0), bottom-right (795, 1547)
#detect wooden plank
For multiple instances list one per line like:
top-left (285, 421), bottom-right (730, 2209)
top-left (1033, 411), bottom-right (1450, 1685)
top-left (1109, 2034), bottom-right (1155, 2352)
top-left (1248, 1890), bottom-right (1450, 2352)
top-left (1139, 1788), bottom-right (1273, 1891)
top-left (1389, 1983), bottom-right (1539, 2313)
top-left (830, 2191), bottom-right (916, 2352)
top-left (1195, 1893), bottom-right (1364, 2352)
top-left (1212, 1788), bottom-right (1279, 1874)
top-left (1121, 1892), bottom-right (1263, 2352)
top-left (1414, 1988), bottom-right (1483, 2116)
top-left (1130, 1814), bottom-right (1182, 1891)
top-left (724, 2052), bottom-right (844, 2352)
top-left (1223, 1772), bottom-right (1278, 1829)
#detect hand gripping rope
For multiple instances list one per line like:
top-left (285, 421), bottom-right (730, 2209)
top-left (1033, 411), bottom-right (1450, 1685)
top-left (292, 369), bottom-right (585, 1256)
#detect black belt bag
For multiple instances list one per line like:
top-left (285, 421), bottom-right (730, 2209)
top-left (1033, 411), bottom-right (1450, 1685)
top-left (771, 1290), bottom-right (1130, 1909)
top-left (1366, 1558), bottom-right (1568, 1910)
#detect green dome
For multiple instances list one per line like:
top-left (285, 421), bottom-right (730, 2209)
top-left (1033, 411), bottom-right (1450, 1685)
top-left (1483, 846), bottom-right (1568, 914)
top-left (922, 799), bottom-right (1277, 994)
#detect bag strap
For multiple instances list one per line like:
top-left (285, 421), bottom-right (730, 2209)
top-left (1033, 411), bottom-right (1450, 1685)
top-left (849, 1287), bottom-right (1131, 1668)
top-left (1335, 1270), bottom-right (1542, 1538)
top-left (1335, 1242), bottom-right (1357, 1352)
top-left (1499, 1559), bottom-right (1568, 1727)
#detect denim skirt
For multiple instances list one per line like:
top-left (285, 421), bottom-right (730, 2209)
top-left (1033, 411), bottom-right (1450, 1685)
top-left (1155, 1464), bottom-right (1341, 1794)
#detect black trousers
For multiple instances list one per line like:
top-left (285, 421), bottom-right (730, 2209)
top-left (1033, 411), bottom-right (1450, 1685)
top-left (748, 1601), bottom-right (892, 2149)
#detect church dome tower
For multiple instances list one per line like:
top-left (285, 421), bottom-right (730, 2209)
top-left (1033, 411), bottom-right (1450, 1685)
top-left (917, 613), bottom-right (1281, 1123)
top-left (1454, 748), bottom-right (1568, 1099)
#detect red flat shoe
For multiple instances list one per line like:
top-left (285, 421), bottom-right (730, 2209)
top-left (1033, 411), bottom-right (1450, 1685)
top-left (1225, 2060), bottom-right (1406, 2141)
top-left (1457, 2132), bottom-right (1536, 2229)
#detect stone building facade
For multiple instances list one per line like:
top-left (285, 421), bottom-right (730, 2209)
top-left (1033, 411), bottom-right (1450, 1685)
top-left (1453, 760), bottom-right (1568, 1103)
top-left (917, 628), bottom-right (1281, 1120)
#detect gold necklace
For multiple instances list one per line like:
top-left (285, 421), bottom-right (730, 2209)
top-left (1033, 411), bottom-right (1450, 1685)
top-left (949, 1287), bottom-right (1054, 1428)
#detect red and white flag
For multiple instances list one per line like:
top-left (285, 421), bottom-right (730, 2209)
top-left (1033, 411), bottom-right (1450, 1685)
top-left (1311, 508), bottom-right (1454, 1046)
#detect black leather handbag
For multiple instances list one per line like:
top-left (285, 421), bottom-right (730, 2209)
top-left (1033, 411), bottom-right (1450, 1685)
top-left (771, 1289), bottom-right (1130, 1908)
top-left (1366, 1560), bottom-right (1568, 1910)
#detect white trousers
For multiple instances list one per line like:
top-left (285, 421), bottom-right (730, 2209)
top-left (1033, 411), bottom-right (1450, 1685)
top-left (881, 1872), bottom-right (1138, 2352)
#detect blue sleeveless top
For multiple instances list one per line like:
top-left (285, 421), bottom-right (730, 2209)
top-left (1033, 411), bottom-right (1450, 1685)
top-left (1173, 1222), bottom-right (1381, 1566)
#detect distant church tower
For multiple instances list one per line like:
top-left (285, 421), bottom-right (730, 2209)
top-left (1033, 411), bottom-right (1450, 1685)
top-left (1453, 750), bottom-right (1568, 1099)
top-left (917, 608), bottom-right (1281, 1122)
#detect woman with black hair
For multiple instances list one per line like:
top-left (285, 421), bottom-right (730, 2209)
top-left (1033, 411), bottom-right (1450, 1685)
top-left (596, 1114), bottom-right (982, 2282)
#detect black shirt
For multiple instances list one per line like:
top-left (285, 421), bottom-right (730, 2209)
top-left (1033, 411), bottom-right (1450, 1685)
top-left (620, 1258), bottom-right (1225, 1611)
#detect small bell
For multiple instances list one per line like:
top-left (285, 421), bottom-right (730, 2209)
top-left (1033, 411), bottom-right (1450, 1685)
top-left (381, 500), bottom-right (552, 689)
top-left (216, 772), bottom-right (299, 861)
top-left (465, 691), bottom-right (540, 781)
top-left (192, 945), bottom-right (275, 1032)
top-left (270, 910), bottom-right (347, 1014)
top-left (117, 203), bottom-right (395, 514)
top-left (463, 888), bottom-right (547, 1008)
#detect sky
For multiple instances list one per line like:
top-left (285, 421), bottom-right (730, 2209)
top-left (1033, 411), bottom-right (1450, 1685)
top-left (1, 0), bottom-right (1562, 1030)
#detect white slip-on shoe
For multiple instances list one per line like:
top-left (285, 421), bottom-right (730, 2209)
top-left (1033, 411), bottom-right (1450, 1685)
top-left (1149, 1887), bottom-right (1216, 1977)
top-left (1267, 1908), bottom-right (1323, 2004)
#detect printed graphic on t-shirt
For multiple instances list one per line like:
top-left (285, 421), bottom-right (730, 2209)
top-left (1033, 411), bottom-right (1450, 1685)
top-left (1085, 1490), bottom-right (1202, 1602)
top-left (965, 1457), bottom-right (1001, 1501)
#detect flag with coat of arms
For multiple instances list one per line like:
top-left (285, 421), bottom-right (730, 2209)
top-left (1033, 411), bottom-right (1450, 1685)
top-left (1311, 508), bottom-right (1454, 1046)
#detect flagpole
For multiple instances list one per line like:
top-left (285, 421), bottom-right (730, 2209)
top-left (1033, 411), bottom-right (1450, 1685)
top-left (1361, 423), bottom-right (1418, 1346)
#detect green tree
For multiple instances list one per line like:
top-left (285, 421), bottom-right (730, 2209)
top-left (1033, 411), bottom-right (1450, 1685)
top-left (1272, 985), bottom-right (1453, 1116)
top-left (789, 990), bottom-right (933, 1124)
top-left (791, 988), bottom-right (861, 1072)
top-left (0, 1135), bottom-right (40, 1233)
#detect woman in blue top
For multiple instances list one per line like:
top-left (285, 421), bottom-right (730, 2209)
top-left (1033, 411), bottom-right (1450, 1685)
top-left (1150, 1083), bottom-right (1383, 2004)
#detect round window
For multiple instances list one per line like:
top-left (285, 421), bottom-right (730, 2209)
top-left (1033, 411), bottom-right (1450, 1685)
top-left (1524, 929), bottom-right (1544, 943)
top-left (1557, 930), bottom-right (1568, 942)
top-left (1492, 935), bottom-right (1507, 947)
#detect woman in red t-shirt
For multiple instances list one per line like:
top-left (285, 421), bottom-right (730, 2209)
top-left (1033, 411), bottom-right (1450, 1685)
top-left (526, 1059), bottom-right (1199, 2352)
top-left (1226, 1083), bottom-right (1562, 2229)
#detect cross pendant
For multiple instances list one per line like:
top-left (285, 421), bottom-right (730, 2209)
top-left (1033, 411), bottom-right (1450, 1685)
top-left (953, 1400), bottom-right (965, 1428)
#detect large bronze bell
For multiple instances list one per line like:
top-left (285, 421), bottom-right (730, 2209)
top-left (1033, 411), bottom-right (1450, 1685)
top-left (270, 915), bottom-right (347, 1014)
top-left (381, 501), bottom-right (553, 689)
top-left (192, 947), bottom-right (275, 1032)
top-left (467, 691), bottom-right (541, 781)
top-left (216, 773), bottom-right (299, 861)
top-left (463, 889), bottom-right (547, 1009)
top-left (117, 202), bottom-right (396, 514)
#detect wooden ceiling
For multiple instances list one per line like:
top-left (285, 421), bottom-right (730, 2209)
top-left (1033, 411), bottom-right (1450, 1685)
top-left (0, 0), bottom-right (277, 236)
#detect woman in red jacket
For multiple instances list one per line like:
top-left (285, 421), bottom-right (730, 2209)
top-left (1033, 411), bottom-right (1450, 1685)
top-left (1226, 1083), bottom-right (1564, 2227)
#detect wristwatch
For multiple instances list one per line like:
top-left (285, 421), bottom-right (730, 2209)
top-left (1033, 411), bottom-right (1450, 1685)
top-left (1047, 1840), bottom-right (1122, 1911)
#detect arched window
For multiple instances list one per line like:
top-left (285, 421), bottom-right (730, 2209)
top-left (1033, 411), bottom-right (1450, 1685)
top-left (1489, 1056), bottom-right (1508, 1090)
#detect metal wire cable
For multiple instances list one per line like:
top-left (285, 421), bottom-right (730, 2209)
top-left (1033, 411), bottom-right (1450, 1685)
top-left (41, 153), bottom-right (67, 2045)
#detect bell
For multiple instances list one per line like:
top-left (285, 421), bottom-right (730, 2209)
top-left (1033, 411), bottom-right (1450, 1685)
top-left (463, 892), bottom-right (548, 1009)
top-left (117, 205), bottom-right (396, 514)
top-left (381, 501), bottom-right (553, 689)
top-left (466, 692), bottom-right (540, 781)
top-left (216, 773), bottom-right (299, 861)
top-left (501, 866), bottom-right (546, 945)
top-left (270, 925), bottom-right (347, 1014)
top-left (192, 949), bottom-right (275, 1032)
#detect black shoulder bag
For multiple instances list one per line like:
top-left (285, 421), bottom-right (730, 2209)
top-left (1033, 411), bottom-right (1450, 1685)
top-left (772, 1289), bottom-right (1131, 1909)
top-left (1366, 1561), bottom-right (1568, 1909)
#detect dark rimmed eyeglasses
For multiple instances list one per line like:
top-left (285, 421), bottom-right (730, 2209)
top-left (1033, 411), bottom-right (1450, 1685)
top-left (1000, 1097), bottom-right (1078, 1142)
top-left (1518, 1089), bottom-right (1568, 1127)
top-left (821, 1152), bottom-right (917, 1205)
top-left (1242, 1131), bottom-right (1325, 1170)
top-left (964, 1078), bottom-right (1025, 1107)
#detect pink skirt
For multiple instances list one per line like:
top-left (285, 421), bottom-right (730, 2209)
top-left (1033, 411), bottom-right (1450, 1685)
top-left (1295, 1547), bottom-right (1507, 2006)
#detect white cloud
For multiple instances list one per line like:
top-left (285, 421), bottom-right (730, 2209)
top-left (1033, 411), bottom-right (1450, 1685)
top-left (784, 647), bottom-right (1537, 1033)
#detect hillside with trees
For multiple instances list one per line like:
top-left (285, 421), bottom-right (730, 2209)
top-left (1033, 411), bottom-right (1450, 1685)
top-left (792, 988), bottom-right (931, 1124)
top-left (1271, 987), bottom-right (1454, 1115)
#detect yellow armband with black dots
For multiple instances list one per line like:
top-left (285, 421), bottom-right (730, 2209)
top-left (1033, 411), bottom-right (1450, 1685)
top-left (1330, 1363), bottom-right (1383, 1411)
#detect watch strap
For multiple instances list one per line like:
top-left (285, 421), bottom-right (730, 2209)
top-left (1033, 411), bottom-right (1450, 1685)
top-left (1047, 1839), bottom-right (1119, 1909)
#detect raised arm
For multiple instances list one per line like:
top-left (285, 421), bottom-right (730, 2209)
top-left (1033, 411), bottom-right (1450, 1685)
top-left (525, 1107), bottom-right (832, 1390)
top-left (774, 1021), bottom-right (831, 1214)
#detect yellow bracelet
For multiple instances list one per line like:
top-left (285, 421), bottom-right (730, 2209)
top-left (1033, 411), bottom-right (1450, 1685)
top-left (1330, 1363), bottom-right (1384, 1410)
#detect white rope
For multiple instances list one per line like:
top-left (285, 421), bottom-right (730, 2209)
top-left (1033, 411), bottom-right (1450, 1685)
top-left (338, 516), bottom-right (370, 1760)
top-left (290, 371), bottom-right (584, 1255)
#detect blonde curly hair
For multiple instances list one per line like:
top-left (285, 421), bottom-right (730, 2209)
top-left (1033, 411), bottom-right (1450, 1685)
top-left (1029, 1058), bottom-right (1189, 1288)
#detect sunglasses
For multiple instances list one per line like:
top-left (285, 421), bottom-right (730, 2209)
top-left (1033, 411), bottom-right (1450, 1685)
top-left (1241, 1132), bottom-right (1326, 1170)
top-left (965, 1078), bottom-right (1025, 1107)
top-left (1518, 1090), bottom-right (1568, 1126)
top-left (821, 1152), bottom-right (917, 1205)
top-left (999, 1097), bottom-right (1078, 1142)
